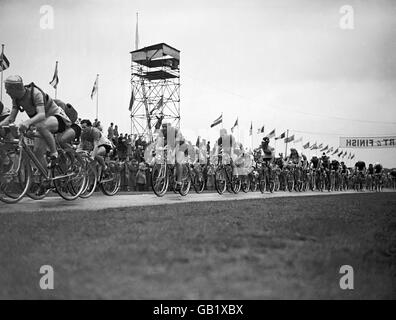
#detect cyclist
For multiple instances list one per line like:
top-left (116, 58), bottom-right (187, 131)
top-left (330, 158), bottom-right (341, 189)
top-left (79, 119), bottom-right (114, 178)
top-left (0, 75), bottom-right (71, 168)
top-left (213, 128), bottom-right (237, 174)
top-left (373, 162), bottom-right (384, 187)
top-left (354, 160), bottom-right (366, 174)
top-left (53, 99), bottom-right (81, 148)
top-left (340, 161), bottom-right (349, 187)
top-left (156, 122), bottom-right (187, 190)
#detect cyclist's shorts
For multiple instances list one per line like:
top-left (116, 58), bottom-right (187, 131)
top-left (54, 115), bottom-right (67, 133)
top-left (70, 123), bottom-right (82, 140)
top-left (98, 144), bottom-right (112, 154)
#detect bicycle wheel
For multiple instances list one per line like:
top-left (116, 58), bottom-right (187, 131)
top-left (151, 163), bottom-right (168, 197)
top-left (231, 175), bottom-right (241, 194)
top-left (268, 179), bottom-right (275, 193)
top-left (0, 151), bottom-right (31, 204)
top-left (99, 162), bottom-right (121, 196)
top-left (259, 176), bottom-right (266, 193)
top-left (79, 155), bottom-right (98, 199)
top-left (179, 164), bottom-right (191, 196)
top-left (241, 176), bottom-right (250, 193)
top-left (192, 168), bottom-right (205, 193)
top-left (66, 151), bottom-right (88, 198)
top-left (249, 174), bottom-right (258, 192)
top-left (214, 166), bottom-right (226, 195)
top-left (53, 150), bottom-right (86, 200)
top-left (287, 175), bottom-right (294, 192)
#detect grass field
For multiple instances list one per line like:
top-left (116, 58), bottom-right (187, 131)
top-left (0, 192), bottom-right (395, 299)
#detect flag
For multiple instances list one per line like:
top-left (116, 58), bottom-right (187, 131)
top-left (249, 122), bottom-right (252, 136)
top-left (318, 143), bottom-right (323, 149)
top-left (310, 142), bottom-right (318, 150)
top-left (150, 96), bottom-right (163, 115)
top-left (338, 150), bottom-right (343, 157)
top-left (275, 132), bottom-right (286, 140)
top-left (0, 52), bottom-right (10, 72)
top-left (49, 61), bottom-right (59, 89)
top-left (135, 12), bottom-right (139, 50)
top-left (231, 118), bottom-right (238, 133)
top-left (210, 114), bottom-right (222, 128)
top-left (90, 75), bottom-right (98, 99)
top-left (343, 151), bottom-right (348, 157)
top-left (128, 87), bottom-right (135, 111)
top-left (332, 148), bottom-right (339, 155)
top-left (293, 136), bottom-right (303, 144)
top-left (154, 114), bottom-right (164, 130)
top-left (347, 153), bottom-right (351, 159)
top-left (266, 129), bottom-right (275, 139)
top-left (196, 136), bottom-right (200, 147)
top-left (257, 125), bottom-right (264, 134)
top-left (284, 135), bottom-right (295, 143)
top-left (303, 142), bottom-right (310, 149)
top-left (351, 154), bottom-right (355, 160)
top-left (320, 145), bottom-right (328, 152)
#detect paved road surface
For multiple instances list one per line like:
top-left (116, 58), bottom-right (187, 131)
top-left (1, 189), bottom-right (391, 214)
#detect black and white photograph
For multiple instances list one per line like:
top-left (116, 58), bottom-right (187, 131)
top-left (0, 0), bottom-right (395, 303)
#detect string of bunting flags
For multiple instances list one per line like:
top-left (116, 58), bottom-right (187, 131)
top-left (207, 115), bottom-right (357, 160)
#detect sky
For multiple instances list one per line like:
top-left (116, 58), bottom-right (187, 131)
top-left (1, 0), bottom-right (396, 167)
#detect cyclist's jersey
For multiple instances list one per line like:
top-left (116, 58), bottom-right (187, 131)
top-left (161, 126), bottom-right (184, 149)
top-left (11, 86), bottom-right (71, 126)
top-left (217, 134), bottom-right (236, 154)
top-left (330, 160), bottom-right (340, 171)
top-left (311, 157), bottom-right (320, 169)
top-left (367, 166), bottom-right (374, 175)
top-left (321, 156), bottom-right (330, 169)
top-left (355, 161), bottom-right (366, 171)
top-left (374, 164), bottom-right (383, 174)
top-left (80, 126), bottom-right (113, 149)
top-left (288, 153), bottom-right (300, 165)
top-left (275, 157), bottom-right (284, 169)
top-left (260, 142), bottom-right (274, 160)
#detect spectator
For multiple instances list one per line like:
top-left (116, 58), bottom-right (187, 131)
top-left (108, 122), bottom-right (114, 140)
top-left (114, 125), bottom-right (119, 142)
top-left (136, 162), bottom-right (147, 191)
top-left (127, 158), bottom-right (139, 191)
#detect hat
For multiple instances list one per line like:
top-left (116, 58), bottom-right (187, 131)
top-left (4, 75), bottom-right (24, 90)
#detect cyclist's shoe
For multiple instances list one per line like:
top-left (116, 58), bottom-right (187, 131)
top-left (47, 155), bottom-right (59, 169)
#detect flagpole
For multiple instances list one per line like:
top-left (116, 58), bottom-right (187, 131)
top-left (285, 129), bottom-right (289, 157)
top-left (55, 61), bottom-right (58, 99)
top-left (96, 74), bottom-right (99, 120)
top-left (0, 44), bottom-right (4, 102)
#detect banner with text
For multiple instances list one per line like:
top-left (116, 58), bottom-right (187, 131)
top-left (339, 136), bottom-right (396, 148)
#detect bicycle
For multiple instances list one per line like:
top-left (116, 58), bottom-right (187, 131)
top-left (373, 173), bottom-right (383, 192)
top-left (0, 125), bottom-right (86, 203)
top-left (151, 147), bottom-right (179, 197)
top-left (214, 153), bottom-right (241, 195)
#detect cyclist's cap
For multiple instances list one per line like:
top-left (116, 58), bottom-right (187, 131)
top-left (262, 137), bottom-right (269, 142)
top-left (81, 119), bottom-right (92, 127)
top-left (4, 75), bottom-right (24, 89)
